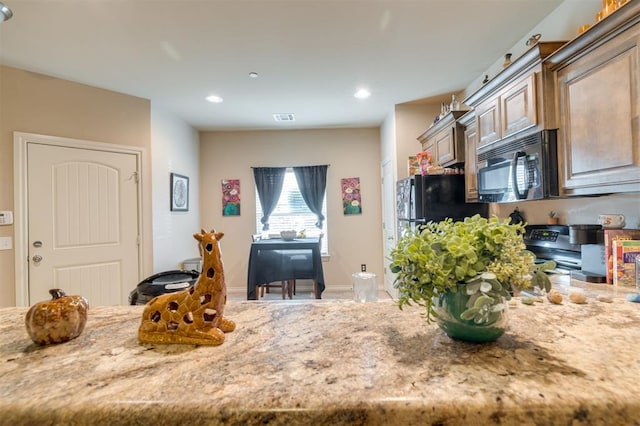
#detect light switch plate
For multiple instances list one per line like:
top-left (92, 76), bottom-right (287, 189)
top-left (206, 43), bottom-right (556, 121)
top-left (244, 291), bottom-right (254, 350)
top-left (0, 211), bottom-right (13, 225)
top-left (0, 236), bottom-right (12, 250)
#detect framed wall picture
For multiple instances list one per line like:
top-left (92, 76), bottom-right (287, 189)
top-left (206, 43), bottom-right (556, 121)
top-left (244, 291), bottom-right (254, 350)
top-left (341, 177), bottom-right (362, 215)
top-left (170, 173), bottom-right (189, 211)
top-left (221, 179), bottom-right (241, 216)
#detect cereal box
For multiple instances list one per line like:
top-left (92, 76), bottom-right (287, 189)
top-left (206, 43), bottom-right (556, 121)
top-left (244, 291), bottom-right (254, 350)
top-left (604, 229), bottom-right (640, 284)
top-left (612, 239), bottom-right (640, 287)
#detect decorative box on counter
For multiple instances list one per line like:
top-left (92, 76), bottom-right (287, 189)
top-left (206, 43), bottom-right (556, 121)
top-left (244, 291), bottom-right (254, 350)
top-left (604, 229), bottom-right (640, 284)
top-left (612, 239), bottom-right (640, 287)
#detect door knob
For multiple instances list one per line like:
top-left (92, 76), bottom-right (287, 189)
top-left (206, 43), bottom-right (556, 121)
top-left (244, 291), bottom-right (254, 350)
top-left (32, 255), bottom-right (43, 263)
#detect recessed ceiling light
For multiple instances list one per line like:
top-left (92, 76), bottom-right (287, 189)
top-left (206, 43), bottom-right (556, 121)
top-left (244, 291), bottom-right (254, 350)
top-left (273, 113), bottom-right (295, 122)
top-left (249, 72), bottom-right (259, 78)
top-left (354, 89), bottom-right (371, 99)
top-left (206, 94), bottom-right (223, 103)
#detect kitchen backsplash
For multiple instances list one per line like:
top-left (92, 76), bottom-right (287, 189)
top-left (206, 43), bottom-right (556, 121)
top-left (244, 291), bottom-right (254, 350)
top-left (490, 193), bottom-right (639, 228)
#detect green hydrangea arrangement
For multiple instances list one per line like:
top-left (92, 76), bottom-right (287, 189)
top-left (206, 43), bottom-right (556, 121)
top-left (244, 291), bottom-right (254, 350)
top-left (390, 215), bottom-right (554, 323)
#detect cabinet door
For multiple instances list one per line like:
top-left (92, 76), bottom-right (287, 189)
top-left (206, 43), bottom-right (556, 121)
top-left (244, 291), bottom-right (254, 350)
top-left (476, 97), bottom-right (500, 148)
top-left (421, 138), bottom-right (436, 161)
top-left (464, 122), bottom-right (479, 202)
top-left (435, 127), bottom-right (455, 165)
top-left (556, 26), bottom-right (640, 195)
top-left (502, 74), bottom-right (537, 138)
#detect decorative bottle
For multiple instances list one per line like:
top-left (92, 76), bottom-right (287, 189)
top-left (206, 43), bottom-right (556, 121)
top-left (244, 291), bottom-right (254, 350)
top-left (450, 94), bottom-right (460, 111)
top-left (503, 53), bottom-right (512, 68)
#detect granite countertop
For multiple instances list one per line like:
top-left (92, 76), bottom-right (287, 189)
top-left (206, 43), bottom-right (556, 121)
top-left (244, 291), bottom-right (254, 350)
top-left (1, 277), bottom-right (640, 425)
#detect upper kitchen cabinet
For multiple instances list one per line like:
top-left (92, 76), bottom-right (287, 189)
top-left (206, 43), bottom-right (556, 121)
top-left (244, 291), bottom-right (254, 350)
top-left (417, 110), bottom-right (467, 167)
top-left (458, 110), bottom-right (479, 202)
top-left (458, 111), bottom-right (478, 203)
top-left (474, 96), bottom-right (500, 148)
top-left (464, 42), bottom-right (566, 149)
top-left (544, 1), bottom-right (640, 196)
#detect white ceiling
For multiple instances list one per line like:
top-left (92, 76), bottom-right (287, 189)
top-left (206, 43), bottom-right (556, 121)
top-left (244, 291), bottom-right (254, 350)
top-left (0, 0), bottom-right (564, 131)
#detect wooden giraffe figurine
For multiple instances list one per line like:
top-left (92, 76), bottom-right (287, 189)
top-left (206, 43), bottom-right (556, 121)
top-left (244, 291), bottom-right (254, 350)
top-left (138, 229), bottom-right (236, 345)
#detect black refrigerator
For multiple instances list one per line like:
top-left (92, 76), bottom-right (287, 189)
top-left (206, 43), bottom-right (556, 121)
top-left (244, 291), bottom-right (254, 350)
top-left (396, 174), bottom-right (488, 236)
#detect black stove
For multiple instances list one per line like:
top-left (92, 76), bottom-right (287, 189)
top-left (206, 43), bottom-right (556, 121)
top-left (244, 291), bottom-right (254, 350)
top-left (523, 225), bottom-right (582, 272)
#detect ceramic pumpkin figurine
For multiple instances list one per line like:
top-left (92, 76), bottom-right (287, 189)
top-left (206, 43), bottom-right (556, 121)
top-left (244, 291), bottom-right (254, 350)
top-left (25, 289), bottom-right (89, 345)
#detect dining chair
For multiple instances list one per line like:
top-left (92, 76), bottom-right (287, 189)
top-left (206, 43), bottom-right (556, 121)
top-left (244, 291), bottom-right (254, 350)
top-left (257, 280), bottom-right (287, 299)
top-left (252, 234), bottom-right (288, 299)
top-left (288, 233), bottom-right (323, 298)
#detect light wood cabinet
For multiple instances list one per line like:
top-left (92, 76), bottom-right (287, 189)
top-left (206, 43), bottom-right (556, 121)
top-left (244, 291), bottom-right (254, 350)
top-left (458, 110), bottom-right (479, 202)
top-left (433, 125), bottom-right (456, 165)
top-left (474, 74), bottom-right (537, 149)
top-left (544, 2), bottom-right (640, 196)
top-left (465, 42), bottom-right (565, 149)
top-left (476, 97), bottom-right (500, 148)
top-left (501, 73), bottom-right (537, 138)
top-left (421, 137), bottom-right (436, 164)
top-left (417, 111), bottom-right (467, 167)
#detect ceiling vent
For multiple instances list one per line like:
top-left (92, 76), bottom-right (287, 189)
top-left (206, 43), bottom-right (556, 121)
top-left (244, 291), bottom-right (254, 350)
top-left (273, 113), bottom-right (295, 122)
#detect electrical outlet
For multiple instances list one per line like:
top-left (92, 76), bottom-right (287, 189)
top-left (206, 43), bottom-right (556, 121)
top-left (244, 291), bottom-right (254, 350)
top-left (361, 264), bottom-right (366, 272)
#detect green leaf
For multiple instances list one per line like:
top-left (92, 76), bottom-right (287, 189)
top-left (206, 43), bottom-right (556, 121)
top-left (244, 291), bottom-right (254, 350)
top-left (474, 294), bottom-right (494, 308)
top-left (466, 281), bottom-right (481, 295)
top-left (466, 292), bottom-right (481, 308)
top-left (460, 307), bottom-right (480, 320)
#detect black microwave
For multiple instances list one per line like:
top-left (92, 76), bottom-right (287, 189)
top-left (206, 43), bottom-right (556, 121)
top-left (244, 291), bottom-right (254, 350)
top-left (477, 129), bottom-right (558, 203)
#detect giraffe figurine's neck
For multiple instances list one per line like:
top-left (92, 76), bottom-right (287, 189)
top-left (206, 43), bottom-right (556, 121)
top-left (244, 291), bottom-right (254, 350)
top-left (194, 229), bottom-right (225, 294)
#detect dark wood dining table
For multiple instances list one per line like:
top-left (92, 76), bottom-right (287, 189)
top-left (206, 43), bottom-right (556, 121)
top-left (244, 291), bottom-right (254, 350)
top-left (246, 237), bottom-right (325, 300)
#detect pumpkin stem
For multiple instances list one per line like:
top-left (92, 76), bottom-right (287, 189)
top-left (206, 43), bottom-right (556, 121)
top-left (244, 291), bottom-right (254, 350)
top-left (49, 289), bottom-right (66, 299)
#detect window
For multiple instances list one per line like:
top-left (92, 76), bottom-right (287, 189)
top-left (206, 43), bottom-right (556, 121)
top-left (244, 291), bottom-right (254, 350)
top-left (255, 169), bottom-right (328, 254)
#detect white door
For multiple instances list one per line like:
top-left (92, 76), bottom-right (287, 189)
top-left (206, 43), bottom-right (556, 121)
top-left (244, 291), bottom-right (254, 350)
top-left (28, 143), bottom-right (140, 305)
top-left (381, 159), bottom-right (398, 299)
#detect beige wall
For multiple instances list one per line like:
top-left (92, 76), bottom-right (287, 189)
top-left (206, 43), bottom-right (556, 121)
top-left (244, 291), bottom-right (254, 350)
top-left (380, 108), bottom-right (396, 168)
top-left (199, 128), bottom-right (383, 293)
top-left (151, 104), bottom-right (201, 272)
top-left (394, 102), bottom-right (440, 179)
top-left (0, 65), bottom-right (153, 307)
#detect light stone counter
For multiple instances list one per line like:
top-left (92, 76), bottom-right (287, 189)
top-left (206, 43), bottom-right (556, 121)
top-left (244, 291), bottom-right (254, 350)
top-left (1, 278), bottom-right (640, 425)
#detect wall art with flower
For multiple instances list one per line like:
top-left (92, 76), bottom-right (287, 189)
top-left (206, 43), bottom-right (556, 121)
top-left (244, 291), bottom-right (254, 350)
top-left (221, 179), bottom-right (240, 216)
top-left (341, 177), bottom-right (361, 215)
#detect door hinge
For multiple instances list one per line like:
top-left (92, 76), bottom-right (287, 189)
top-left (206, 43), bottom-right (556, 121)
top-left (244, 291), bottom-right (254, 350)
top-left (136, 236), bottom-right (141, 246)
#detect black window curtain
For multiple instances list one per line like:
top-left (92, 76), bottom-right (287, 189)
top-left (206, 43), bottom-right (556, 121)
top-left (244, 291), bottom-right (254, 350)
top-left (253, 167), bottom-right (286, 231)
top-left (293, 165), bottom-right (328, 229)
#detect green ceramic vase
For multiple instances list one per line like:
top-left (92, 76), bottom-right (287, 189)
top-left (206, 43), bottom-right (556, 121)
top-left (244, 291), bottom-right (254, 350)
top-left (433, 287), bottom-right (508, 343)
